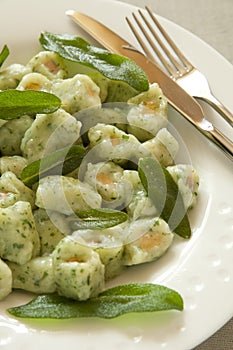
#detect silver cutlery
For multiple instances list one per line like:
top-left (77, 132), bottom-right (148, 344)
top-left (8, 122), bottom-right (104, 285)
top-left (126, 6), bottom-right (233, 127)
top-left (67, 10), bottom-right (233, 160)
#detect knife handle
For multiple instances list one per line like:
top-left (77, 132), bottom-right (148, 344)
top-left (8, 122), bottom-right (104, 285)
top-left (207, 126), bottom-right (233, 161)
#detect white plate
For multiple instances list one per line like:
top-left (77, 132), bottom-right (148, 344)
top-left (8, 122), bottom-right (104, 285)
top-left (0, 1), bottom-right (232, 349)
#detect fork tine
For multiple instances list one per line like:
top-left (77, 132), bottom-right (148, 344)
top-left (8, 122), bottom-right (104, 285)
top-left (145, 6), bottom-right (193, 72)
top-left (137, 9), bottom-right (186, 75)
top-left (126, 14), bottom-right (177, 76)
top-left (126, 8), bottom-right (193, 78)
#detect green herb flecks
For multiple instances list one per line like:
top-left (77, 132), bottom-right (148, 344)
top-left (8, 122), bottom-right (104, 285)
top-left (138, 157), bottom-right (191, 239)
top-left (0, 45), bottom-right (9, 68)
top-left (20, 145), bottom-right (85, 187)
top-left (8, 283), bottom-right (183, 319)
top-left (0, 90), bottom-right (61, 120)
top-left (39, 32), bottom-right (149, 93)
top-left (67, 208), bottom-right (128, 230)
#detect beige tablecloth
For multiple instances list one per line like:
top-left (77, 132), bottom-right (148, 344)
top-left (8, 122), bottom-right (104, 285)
top-left (116, 0), bottom-right (233, 349)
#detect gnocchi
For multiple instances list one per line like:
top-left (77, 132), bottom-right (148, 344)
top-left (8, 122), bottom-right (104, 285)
top-left (0, 48), bottom-right (199, 302)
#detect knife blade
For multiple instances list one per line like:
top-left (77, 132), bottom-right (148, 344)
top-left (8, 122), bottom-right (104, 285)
top-left (66, 10), bottom-right (233, 160)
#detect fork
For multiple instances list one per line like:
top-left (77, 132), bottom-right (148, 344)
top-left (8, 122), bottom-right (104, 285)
top-left (126, 6), bottom-right (233, 127)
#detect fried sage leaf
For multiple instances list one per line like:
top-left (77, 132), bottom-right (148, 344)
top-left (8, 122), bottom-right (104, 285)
top-left (0, 45), bottom-right (9, 68)
top-left (67, 208), bottom-right (128, 230)
top-left (138, 157), bottom-right (191, 239)
top-left (39, 32), bottom-right (149, 93)
top-left (0, 90), bottom-right (61, 120)
top-left (20, 145), bottom-right (85, 187)
top-left (8, 283), bottom-right (183, 319)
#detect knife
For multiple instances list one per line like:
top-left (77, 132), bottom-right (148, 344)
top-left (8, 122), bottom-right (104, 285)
top-left (66, 10), bottom-right (233, 160)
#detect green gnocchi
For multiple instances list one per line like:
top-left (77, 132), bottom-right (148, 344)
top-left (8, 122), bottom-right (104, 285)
top-left (0, 47), bottom-right (199, 302)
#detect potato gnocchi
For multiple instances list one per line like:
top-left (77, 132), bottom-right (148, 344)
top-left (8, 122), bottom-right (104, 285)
top-left (0, 50), bottom-right (199, 301)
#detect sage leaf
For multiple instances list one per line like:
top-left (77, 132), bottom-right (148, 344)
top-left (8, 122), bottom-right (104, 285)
top-left (20, 145), bottom-right (85, 187)
top-left (138, 157), bottom-right (191, 239)
top-left (0, 90), bottom-right (61, 120)
top-left (39, 32), bottom-right (149, 93)
top-left (0, 45), bottom-right (9, 67)
top-left (7, 283), bottom-right (183, 319)
top-left (67, 208), bottom-right (128, 230)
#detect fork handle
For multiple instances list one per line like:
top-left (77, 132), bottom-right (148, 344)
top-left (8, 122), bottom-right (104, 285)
top-left (198, 93), bottom-right (233, 126)
top-left (207, 126), bottom-right (233, 161)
